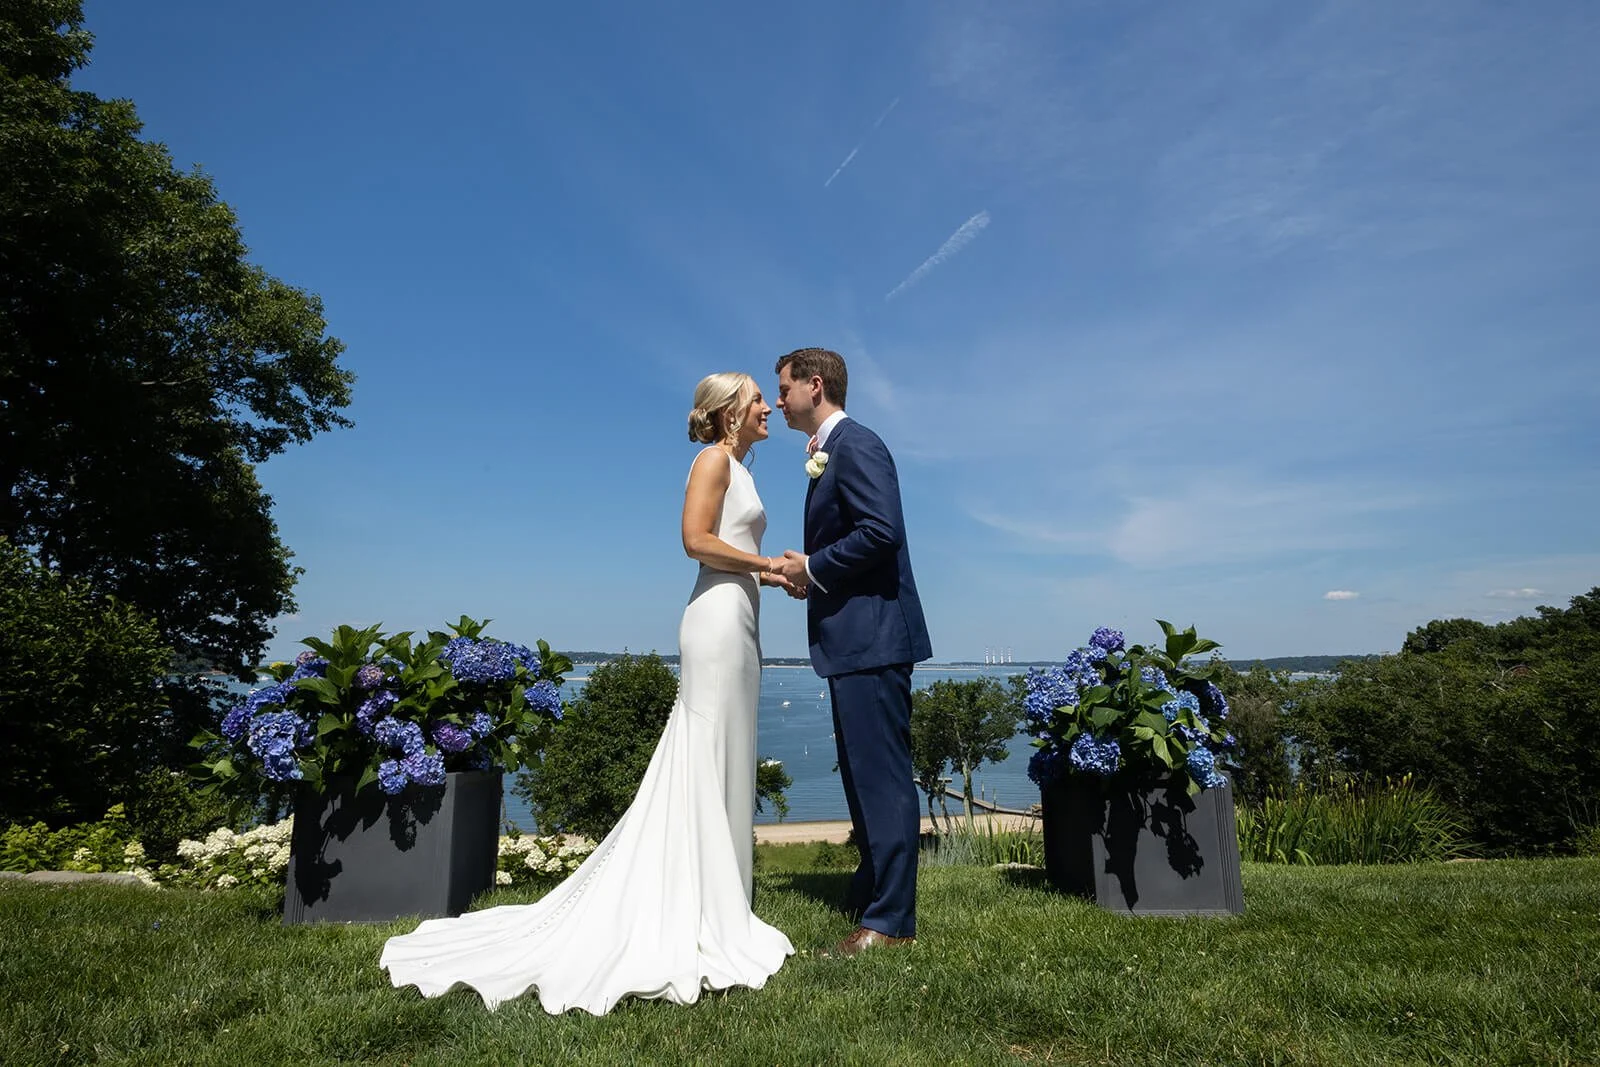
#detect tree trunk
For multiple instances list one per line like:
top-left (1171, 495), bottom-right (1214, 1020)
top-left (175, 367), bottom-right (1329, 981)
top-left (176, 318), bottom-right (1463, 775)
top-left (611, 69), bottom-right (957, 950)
top-left (961, 759), bottom-right (976, 829)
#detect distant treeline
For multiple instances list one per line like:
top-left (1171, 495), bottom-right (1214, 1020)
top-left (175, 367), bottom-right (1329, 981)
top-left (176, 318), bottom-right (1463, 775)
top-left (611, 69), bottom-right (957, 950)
top-left (1221, 654), bottom-right (1381, 673)
top-left (564, 652), bottom-right (1381, 672)
top-left (565, 652), bottom-right (813, 668)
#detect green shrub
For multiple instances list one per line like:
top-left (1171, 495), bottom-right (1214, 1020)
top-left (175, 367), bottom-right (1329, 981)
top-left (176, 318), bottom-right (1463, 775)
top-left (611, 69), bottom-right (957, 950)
top-left (515, 653), bottom-right (679, 838)
top-left (0, 539), bottom-right (173, 826)
top-left (0, 804), bottom-right (141, 873)
top-left (123, 769), bottom-right (234, 866)
top-left (1288, 588), bottom-right (1600, 855)
top-left (808, 838), bottom-right (863, 870)
top-left (1236, 775), bottom-right (1469, 864)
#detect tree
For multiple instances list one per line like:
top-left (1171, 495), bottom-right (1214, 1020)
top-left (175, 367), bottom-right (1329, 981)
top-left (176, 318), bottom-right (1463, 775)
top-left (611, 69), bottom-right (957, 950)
top-left (910, 696), bottom-right (956, 831)
top-left (1207, 662), bottom-right (1302, 805)
top-left (0, 2), bottom-right (354, 761)
top-left (0, 537), bottom-right (171, 826)
top-left (517, 654), bottom-right (678, 838)
top-left (756, 758), bottom-right (792, 821)
top-left (1401, 618), bottom-right (1492, 655)
top-left (1290, 588), bottom-right (1600, 854)
top-left (910, 677), bottom-right (1023, 828)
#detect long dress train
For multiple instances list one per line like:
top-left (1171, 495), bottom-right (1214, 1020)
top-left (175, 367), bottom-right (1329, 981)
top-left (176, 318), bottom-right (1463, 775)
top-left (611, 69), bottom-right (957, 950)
top-left (378, 450), bottom-right (793, 1014)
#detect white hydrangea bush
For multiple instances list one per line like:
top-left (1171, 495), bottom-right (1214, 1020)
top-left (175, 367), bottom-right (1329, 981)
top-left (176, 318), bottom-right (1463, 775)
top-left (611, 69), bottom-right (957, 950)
top-left (496, 832), bottom-right (595, 887)
top-left (163, 817), bottom-right (295, 892)
top-left (83, 817), bottom-right (589, 895)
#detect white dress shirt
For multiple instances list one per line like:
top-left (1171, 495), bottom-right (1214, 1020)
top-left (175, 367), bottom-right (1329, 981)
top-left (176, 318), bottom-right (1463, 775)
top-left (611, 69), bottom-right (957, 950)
top-left (804, 412), bottom-right (848, 591)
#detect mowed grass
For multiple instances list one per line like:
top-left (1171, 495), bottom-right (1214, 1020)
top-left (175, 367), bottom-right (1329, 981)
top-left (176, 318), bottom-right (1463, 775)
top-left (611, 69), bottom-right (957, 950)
top-left (2, 855), bottom-right (1597, 1065)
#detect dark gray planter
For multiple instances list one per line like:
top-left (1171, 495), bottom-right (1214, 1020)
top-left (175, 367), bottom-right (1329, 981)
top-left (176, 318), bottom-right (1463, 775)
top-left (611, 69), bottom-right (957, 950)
top-left (282, 770), bottom-right (501, 925)
top-left (1040, 773), bottom-right (1244, 916)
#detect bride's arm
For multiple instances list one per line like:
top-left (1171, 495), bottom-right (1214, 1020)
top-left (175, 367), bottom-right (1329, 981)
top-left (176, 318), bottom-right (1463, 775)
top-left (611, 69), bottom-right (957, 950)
top-left (682, 449), bottom-right (779, 579)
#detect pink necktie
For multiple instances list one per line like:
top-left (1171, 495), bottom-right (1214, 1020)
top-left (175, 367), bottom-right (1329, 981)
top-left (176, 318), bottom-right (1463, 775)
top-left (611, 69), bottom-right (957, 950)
top-left (806, 435), bottom-right (819, 456)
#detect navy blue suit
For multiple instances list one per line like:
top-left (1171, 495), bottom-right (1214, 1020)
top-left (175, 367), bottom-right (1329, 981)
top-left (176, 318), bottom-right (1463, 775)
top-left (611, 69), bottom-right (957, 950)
top-left (804, 417), bottom-right (931, 937)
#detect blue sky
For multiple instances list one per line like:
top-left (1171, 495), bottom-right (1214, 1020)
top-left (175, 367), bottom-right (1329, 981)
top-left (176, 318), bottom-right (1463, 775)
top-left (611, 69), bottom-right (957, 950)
top-left (76, 1), bottom-right (1599, 663)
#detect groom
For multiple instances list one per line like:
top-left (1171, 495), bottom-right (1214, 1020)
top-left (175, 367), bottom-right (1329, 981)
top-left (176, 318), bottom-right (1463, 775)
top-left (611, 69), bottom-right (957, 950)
top-left (771, 348), bottom-right (932, 956)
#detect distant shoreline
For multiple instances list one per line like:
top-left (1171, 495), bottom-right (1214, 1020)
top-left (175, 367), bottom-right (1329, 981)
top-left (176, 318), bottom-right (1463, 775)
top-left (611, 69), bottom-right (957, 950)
top-left (567, 654), bottom-right (1379, 672)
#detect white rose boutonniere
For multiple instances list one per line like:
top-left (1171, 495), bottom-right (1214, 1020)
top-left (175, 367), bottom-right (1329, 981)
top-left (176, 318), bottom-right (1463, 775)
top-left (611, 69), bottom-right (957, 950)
top-left (805, 450), bottom-right (829, 479)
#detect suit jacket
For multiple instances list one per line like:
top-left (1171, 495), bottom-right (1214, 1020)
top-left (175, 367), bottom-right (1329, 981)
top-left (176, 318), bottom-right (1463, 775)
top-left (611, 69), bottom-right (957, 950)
top-left (803, 418), bottom-right (932, 677)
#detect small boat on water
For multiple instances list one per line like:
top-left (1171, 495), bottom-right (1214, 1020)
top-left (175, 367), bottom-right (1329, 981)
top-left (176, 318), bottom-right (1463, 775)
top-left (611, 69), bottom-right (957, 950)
top-left (780, 700), bottom-right (791, 707)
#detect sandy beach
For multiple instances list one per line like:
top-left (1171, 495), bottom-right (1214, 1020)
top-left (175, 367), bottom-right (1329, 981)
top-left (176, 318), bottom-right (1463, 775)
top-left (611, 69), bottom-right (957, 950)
top-left (754, 810), bottom-right (1039, 845)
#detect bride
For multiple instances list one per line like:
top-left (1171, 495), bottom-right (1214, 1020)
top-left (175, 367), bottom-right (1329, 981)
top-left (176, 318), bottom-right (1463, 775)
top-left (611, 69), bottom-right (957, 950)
top-left (379, 372), bottom-right (797, 1014)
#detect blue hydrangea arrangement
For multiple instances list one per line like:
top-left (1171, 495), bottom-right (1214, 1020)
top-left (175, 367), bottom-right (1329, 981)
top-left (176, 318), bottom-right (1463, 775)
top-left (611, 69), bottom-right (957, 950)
top-left (1024, 622), bottom-right (1237, 796)
top-left (196, 617), bottom-right (572, 797)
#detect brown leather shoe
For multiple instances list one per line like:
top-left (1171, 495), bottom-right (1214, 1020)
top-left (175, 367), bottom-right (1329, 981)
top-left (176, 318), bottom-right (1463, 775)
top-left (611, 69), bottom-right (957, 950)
top-left (831, 926), bottom-right (916, 957)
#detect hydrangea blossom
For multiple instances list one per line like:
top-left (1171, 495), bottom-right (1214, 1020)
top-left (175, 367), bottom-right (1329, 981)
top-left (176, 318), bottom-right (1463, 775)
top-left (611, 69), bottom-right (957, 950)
top-left (1027, 747), bottom-right (1065, 786)
top-left (1185, 745), bottom-right (1227, 789)
top-left (1089, 627), bottom-right (1125, 653)
top-left (1068, 733), bottom-right (1121, 776)
top-left (1061, 648), bottom-right (1104, 689)
top-left (401, 750), bottom-right (447, 787)
top-left (1023, 667), bottom-right (1079, 730)
top-left (373, 716), bottom-right (425, 757)
top-left (1202, 681), bottom-right (1231, 721)
top-left (468, 746), bottom-right (494, 771)
top-left (289, 655), bottom-right (328, 682)
top-left (377, 758), bottom-right (409, 795)
top-left (355, 689), bottom-right (398, 735)
top-left (523, 679), bottom-right (563, 720)
top-left (353, 663), bottom-right (387, 690)
top-left (1162, 690), bottom-right (1203, 722)
top-left (431, 722), bottom-right (474, 753)
top-left (441, 637), bottom-right (538, 684)
top-left (1139, 665), bottom-right (1175, 694)
top-left (220, 704), bottom-right (252, 742)
top-left (246, 711), bottom-right (310, 782)
top-left (468, 711), bottom-right (494, 738)
top-left (243, 681), bottom-right (296, 715)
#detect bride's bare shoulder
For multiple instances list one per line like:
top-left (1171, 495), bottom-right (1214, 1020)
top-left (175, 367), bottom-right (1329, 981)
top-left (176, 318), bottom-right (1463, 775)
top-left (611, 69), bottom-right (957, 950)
top-left (686, 446), bottom-right (732, 486)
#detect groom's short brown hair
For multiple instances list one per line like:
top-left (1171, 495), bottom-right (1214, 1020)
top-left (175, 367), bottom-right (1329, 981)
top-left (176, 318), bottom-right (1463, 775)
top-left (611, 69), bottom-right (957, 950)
top-left (775, 348), bottom-right (848, 408)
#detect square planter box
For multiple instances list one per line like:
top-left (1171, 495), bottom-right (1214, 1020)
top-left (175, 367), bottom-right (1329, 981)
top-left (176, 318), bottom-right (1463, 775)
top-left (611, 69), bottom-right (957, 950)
top-left (1040, 773), bottom-right (1244, 916)
top-left (283, 770), bottom-right (502, 925)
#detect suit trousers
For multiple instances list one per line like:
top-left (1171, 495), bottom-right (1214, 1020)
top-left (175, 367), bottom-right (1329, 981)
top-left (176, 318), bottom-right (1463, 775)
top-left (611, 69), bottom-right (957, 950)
top-left (828, 663), bottom-right (918, 938)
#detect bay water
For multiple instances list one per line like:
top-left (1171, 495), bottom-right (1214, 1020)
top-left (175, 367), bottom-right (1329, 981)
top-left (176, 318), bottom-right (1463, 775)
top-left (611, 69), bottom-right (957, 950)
top-left (504, 663), bottom-right (1035, 830)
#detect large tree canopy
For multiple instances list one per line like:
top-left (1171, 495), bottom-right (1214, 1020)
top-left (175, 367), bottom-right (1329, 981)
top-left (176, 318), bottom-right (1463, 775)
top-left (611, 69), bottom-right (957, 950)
top-left (0, 1), bottom-right (354, 681)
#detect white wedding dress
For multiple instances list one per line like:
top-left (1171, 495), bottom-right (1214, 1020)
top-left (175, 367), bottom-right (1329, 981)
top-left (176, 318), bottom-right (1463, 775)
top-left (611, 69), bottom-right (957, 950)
top-left (380, 449), bottom-right (794, 1014)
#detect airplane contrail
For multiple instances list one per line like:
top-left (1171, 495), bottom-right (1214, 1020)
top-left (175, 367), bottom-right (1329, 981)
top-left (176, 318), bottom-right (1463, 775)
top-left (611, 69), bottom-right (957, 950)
top-left (885, 210), bottom-right (991, 300)
top-left (824, 97), bottom-right (900, 188)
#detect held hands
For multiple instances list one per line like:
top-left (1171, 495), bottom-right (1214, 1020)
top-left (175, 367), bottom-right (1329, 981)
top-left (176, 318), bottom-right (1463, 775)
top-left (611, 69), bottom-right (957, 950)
top-left (761, 551), bottom-right (811, 600)
top-left (772, 550), bottom-right (811, 596)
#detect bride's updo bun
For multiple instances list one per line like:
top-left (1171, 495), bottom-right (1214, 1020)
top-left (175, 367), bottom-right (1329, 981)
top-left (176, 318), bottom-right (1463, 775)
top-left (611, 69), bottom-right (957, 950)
top-left (688, 372), bottom-right (756, 445)
top-left (687, 406), bottom-right (717, 444)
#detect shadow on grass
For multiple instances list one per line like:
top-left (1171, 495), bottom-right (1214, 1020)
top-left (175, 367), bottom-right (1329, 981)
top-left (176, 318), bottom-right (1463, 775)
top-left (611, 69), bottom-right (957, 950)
top-left (764, 871), bottom-right (853, 914)
top-left (995, 866), bottom-right (1051, 891)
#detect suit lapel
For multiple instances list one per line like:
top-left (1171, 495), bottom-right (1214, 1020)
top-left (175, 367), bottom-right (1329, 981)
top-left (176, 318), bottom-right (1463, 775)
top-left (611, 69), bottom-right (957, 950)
top-left (803, 418), bottom-right (848, 550)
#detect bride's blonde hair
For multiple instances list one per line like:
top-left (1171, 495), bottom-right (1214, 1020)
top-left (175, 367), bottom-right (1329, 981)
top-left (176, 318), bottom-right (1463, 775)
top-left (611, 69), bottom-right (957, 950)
top-left (687, 372), bottom-right (757, 445)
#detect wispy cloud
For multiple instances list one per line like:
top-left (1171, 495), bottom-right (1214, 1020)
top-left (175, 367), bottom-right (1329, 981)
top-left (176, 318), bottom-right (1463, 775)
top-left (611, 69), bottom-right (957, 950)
top-left (885, 210), bottom-right (990, 300)
top-left (823, 96), bottom-right (900, 188)
top-left (1486, 587), bottom-right (1543, 599)
top-left (1324, 590), bottom-right (1360, 601)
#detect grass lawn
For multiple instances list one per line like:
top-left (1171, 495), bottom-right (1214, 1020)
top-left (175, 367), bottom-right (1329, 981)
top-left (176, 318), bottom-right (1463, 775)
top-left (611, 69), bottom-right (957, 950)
top-left (3, 851), bottom-right (1597, 1065)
